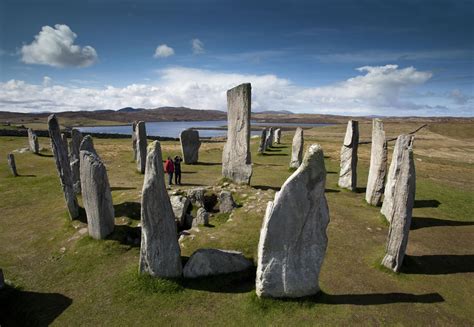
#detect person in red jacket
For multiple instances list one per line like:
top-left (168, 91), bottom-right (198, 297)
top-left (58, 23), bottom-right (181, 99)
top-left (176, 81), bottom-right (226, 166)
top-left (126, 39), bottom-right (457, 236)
top-left (164, 156), bottom-right (175, 187)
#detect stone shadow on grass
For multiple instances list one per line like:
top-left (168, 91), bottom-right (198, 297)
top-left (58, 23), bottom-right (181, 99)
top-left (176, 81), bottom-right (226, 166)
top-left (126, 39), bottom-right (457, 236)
top-left (401, 255), bottom-right (474, 275)
top-left (37, 153), bottom-right (54, 158)
top-left (0, 285), bottom-right (72, 326)
top-left (261, 153), bottom-right (287, 157)
top-left (253, 185), bottom-right (280, 192)
top-left (18, 174), bottom-right (36, 177)
top-left (195, 162), bottom-right (221, 166)
top-left (107, 225), bottom-right (141, 247)
top-left (74, 206), bottom-right (88, 223)
top-left (411, 217), bottom-right (474, 230)
top-left (413, 200), bottom-right (441, 208)
top-left (111, 186), bottom-right (136, 191)
top-left (114, 201), bottom-right (141, 220)
top-left (325, 189), bottom-right (340, 193)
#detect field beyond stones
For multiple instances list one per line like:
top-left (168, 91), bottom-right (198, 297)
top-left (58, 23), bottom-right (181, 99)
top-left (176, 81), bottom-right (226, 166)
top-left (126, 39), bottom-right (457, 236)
top-left (0, 121), bottom-right (473, 325)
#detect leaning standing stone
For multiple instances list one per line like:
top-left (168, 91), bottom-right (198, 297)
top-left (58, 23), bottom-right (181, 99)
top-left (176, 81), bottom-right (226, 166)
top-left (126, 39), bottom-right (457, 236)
top-left (136, 121), bottom-right (147, 174)
top-left (222, 83), bottom-right (252, 184)
top-left (258, 129), bottom-right (267, 154)
top-left (289, 127), bottom-right (304, 169)
top-left (274, 128), bottom-right (281, 144)
top-left (80, 150), bottom-right (115, 240)
top-left (70, 129), bottom-right (83, 194)
top-left (180, 129), bottom-right (201, 164)
top-left (132, 121), bottom-right (138, 161)
top-left (366, 119), bottom-right (387, 206)
top-left (139, 141), bottom-right (182, 278)
top-left (7, 153), bottom-right (18, 176)
top-left (381, 135), bottom-right (415, 222)
top-left (48, 114), bottom-right (79, 219)
top-left (27, 128), bottom-right (40, 154)
top-left (256, 144), bottom-right (330, 298)
top-left (338, 120), bottom-right (359, 191)
top-left (381, 143), bottom-right (416, 272)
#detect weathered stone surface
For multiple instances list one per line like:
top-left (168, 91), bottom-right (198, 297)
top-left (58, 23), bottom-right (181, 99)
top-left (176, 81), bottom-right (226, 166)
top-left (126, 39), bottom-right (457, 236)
top-left (48, 114), bottom-right (79, 219)
top-left (265, 127), bottom-right (273, 150)
top-left (222, 83), bottom-right (252, 184)
top-left (381, 135), bottom-right (415, 222)
top-left (27, 128), bottom-right (39, 154)
top-left (79, 135), bottom-right (97, 155)
top-left (366, 119), bottom-right (387, 206)
top-left (219, 191), bottom-right (236, 213)
top-left (139, 141), bottom-right (182, 278)
top-left (180, 129), bottom-right (201, 164)
top-left (7, 153), bottom-right (18, 177)
top-left (70, 129), bottom-right (83, 194)
top-left (61, 133), bottom-right (69, 158)
top-left (338, 120), bottom-right (359, 191)
top-left (131, 121), bottom-right (138, 161)
top-left (80, 150), bottom-right (115, 240)
top-left (274, 128), bottom-right (281, 144)
top-left (381, 142), bottom-right (416, 272)
top-left (183, 249), bottom-right (252, 278)
top-left (187, 187), bottom-right (205, 207)
top-left (258, 129), bottom-right (267, 154)
top-left (289, 127), bottom-right (304, 169)
top-left (170, 195), bottom-right (192, 229)
top-left (192, 208), bottom-right (209, 227)
top-left (136, 121), bottom-right (147, 174)
top-left (256, 144), bottom-right (330, 298)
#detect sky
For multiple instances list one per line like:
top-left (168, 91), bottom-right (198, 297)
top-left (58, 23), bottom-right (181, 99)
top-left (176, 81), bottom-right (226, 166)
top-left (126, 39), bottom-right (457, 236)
top-left (0, 0), bottom-right (473, 116)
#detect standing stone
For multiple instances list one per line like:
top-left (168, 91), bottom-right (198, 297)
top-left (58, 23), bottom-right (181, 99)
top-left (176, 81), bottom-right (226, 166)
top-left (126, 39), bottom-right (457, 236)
top-left (381, 143), bottom-right (416, 272)
top-left (139, 141), bottom-right (182, 278)
top-left (180, 129), bottom-right (201, 164)
top-left (136, 121), bottom-right (147, 174)
top-left (219, 191), bottom-right (236, 213)
top-left (256, 144), bottom-right (330, 298)
top-left (7, 153), bottom-right (18, 177)
top-left (192, 208), bottom-right (209, 227)
top-left (69, 129), bottom-right (83, 194)
top-left (48, 114), bottom-right (79, 219)
top-left (289, 127), bottom-right (304, 169)
top-left (27, 128), bottom-right (39, 154)
top-left (80, 150), bottom-right (115, 240)
top-left (258, 129), bottom-right (267, 154)
top-left (61, 133), bottom-right (69, 158)
top-left (366, 119), bottom-right (388, 206)
top-left (132, 121), bottom-right (138, 161)
top-left (338, 120), bottom-right (359, 191)
top-left (265, 127), bottom-right (274, 150)
top-left (274, 128), bottom-right (282, 144)
top-left (381, 135), bottom-right (415, 222)
top-left (79, 135), bottom-right (97, 155)
top-left (222, 83), bottom-right (252, 184)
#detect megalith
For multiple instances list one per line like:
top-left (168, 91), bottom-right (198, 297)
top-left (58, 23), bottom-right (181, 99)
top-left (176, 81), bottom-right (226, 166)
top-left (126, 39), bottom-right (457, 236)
top-left (136, 121), bottom-right (147, 174)
top-left (7, 153), bottom-right (18, 176)
top-left (79, 135), bottom-right (97, 156)
top-left (180, 129), bottom-right (201, 164)
top-left (27, 128), bottom-right (39, 154)
top-left (256, 144), bottom-right (330, 298)
top-left (258, 129), bottom-right (267, 154)
top-left (381, 135), bottom-right (415, 222)
top-left (132, 121), bottom-right (138, 161)
top-left (338, 120), bottom-right (359, 191)
top-left (139, 141), bottom-right (182, 278)
top-left (48, 114), bottom-right (79, 219)
top-left (265, 127), bottom-right (273, 150)
top-left (222, 83), bottom-right (252, 184)
top-left (289, 127), bottom-right (304, 169)
top-left (61, 133), bottom-right (69, 158)
top-left (80, 150), bottom-right (115, 240)
top-left (274, 128), bottom-right (281, 144)
top-left (366, 119), bottom-right (388, 206)
top-left (381, 142), bottom-right (416, 272)
top-left (69, 129), bottom-right (83, 194)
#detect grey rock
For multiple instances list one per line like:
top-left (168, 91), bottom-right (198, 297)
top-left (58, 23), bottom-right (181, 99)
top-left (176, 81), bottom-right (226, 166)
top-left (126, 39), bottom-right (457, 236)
top-left (170, 195), bottom-right (192, 229)
top-left (27, 128), bottom-right (39, 154)
top-left (256, 144), bottom-right (330, 298)
top-left (69, 129), bottom-right (83, 194)
top-left (381, 135), bottom-right (415, 222)
top-left (183, 248), bottom-right (252, 278)
top-left (258, 129), bottom-right (267, 154)
top-left (192, 208), bottom-right (209, 226)
top-left (139, 141), bottom-right (182, 278)
top-left (366, 119), bottom-right (387, 206)
top-left (61, 133), bottom-right (69, 158)
top-left (265, 127), bottom-right (273, 150)
top-left (80, 150), bottom-right (115, 240)
top-left (338, 120), bottom-right (359, 191)
top-left (79, 135), bottom-right (97, 156)
top-left (274, 128), bottom-right (281, 144)
top-left (219, 190), bottom-right (236, 213)
top-left (180, 129), bottom-right (201, 164)
top-left (136, 121), bottom-right (147, 174)
top-left (48, 114), bottom-right (79, 219)
top-left (187, 187), bottom-right (205, 207)
top-left (7, 153), bottom-right (18, 177)
top-left (381, 142), bottom-right (416, 272)
top-left (132, 121), bottom-right (138, 161)
top-left (222, 83), bottom-right (252, 184)
top-left (289, 127), bottom-right (304, 169)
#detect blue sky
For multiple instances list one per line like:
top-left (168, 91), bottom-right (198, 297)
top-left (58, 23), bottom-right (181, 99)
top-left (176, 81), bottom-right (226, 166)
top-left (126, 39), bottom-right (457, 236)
top-left (0, 0), bottom-right (473, 116)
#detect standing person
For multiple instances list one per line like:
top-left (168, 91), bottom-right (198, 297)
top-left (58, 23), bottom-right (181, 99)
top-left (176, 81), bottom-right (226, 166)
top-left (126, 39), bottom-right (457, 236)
top-left (174, 155), bottom-right (183, 185)
top-left (164, 156), bottom-right (174, 187)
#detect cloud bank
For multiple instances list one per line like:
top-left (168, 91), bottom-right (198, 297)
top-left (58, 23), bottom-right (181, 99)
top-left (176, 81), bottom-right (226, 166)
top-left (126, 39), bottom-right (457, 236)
top-left (154, 44), bottom-right (175, 58)
top-left (21, 24), bottom-right (98, 68)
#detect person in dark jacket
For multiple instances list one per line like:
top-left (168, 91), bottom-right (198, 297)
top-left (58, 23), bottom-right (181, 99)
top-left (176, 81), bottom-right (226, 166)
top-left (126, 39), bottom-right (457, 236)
top-left (174, 156), bottom-right (183, 185)
top-left (164, 156), bottom-right (174, 186)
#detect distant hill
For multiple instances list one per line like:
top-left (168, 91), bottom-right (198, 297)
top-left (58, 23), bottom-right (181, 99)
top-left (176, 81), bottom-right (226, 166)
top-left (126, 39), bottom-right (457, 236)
top-left (254, 110), bottom-right (294, 115)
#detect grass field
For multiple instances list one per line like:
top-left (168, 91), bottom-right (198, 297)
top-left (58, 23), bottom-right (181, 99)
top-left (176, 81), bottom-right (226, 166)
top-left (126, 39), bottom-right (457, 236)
top-left (0, 121), bottom-right (473, 326)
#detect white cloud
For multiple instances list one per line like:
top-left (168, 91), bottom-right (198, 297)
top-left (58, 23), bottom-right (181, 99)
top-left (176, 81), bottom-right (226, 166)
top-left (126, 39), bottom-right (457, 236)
top-left (42, 76), bottom-right (52, 87)
top-left (154, 44), bottom-right (175, 58)
top-left (1, 64), bottom-right (465, 116)
top-left (191, 39), bottom-right (205, 54)
top-left (21, 24), bottom-right (98, 68)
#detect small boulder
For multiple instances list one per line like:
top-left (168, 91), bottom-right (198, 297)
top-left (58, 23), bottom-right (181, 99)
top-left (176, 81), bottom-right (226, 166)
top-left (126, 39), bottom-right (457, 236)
top-left (183, 249), bottom-right (253, 278)
top-left (192, 208), bottom-right (209, 227)
top-left (219, 191), bottom-right (236, 213)
top-left (170, 195), bottom-right (192, 228)
top-left (187, 187), bottom-right (205, 207)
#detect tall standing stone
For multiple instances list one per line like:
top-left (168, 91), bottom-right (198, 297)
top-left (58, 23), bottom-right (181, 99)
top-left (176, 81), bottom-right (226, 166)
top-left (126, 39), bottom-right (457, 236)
top-left (258, 129), bottom-right (267, 154)
top-left (7, 153), bottom-right (18, 177)
top-left (180, 129), bottom-right (201, 164)
top-left (381, 135), bottom-right (415, 222)
top-left (289, 127), bottom-right (304, 169)
top-left (69, 129), bottom-right (83, 194)
top-left (61, 133), bottom-right (69, 158)
top-left (265, 127), bottom-right (273, 150)
top-left (366, 119), bottom-right (388, 206)
top-left (27, 128), bottom-right (39, 154)
top-left (139, 141), bottom-right (182, 278)
top-left (131, 121), bottom-right (138, 161)
top-left (222, 83), bottom-right (252, 184)
top-left (136, 121), bottom-right (147, 174)
top-left (338, 120), bottom-right (359, 191)
top-left (48, 114), bottom-right (79, 219)
top-left (381, 143), bottom-right (416, 272)
top-left (80, 150), bottom-right (115, 240)
top-left (256, 144), bottom-right (330, 298)
top-left (79, 135), bottom-right (97, 155)
top-left (274, 128), bottom-right (281, 144)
